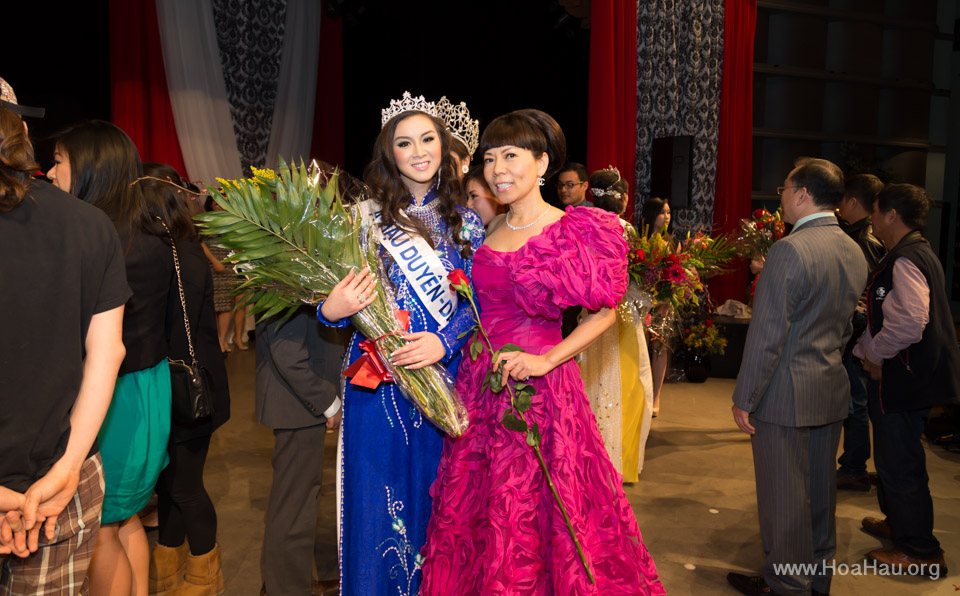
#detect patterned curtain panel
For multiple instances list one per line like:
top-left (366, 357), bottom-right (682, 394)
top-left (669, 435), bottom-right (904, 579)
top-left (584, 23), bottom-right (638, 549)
top-left (635, 0), bottom-right (724, 233)
top-left (212, 0), bottom-right (286, 171)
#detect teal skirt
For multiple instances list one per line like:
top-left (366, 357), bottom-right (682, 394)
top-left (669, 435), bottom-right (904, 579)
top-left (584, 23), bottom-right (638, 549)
top-left (98, 359), bottom-right (172, 524)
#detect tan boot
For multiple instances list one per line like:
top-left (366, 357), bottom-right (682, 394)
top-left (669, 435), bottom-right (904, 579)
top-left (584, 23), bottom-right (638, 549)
top-left (172, 543), bottom-right (225, 596)
top-left (149, 542), bottom-right (189, 594)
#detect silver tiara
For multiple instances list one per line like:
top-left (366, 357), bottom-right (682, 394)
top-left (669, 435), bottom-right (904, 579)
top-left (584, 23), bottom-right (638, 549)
top-left (589, 165), bottom-right (623, 198)
top-left (437, 96), bottom-right (480, 157)
top-left (381, 91), bottom-right (439, 128)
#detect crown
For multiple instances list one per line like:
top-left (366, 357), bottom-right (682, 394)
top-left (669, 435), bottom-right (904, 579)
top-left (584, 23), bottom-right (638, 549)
top-left (381, 91), bottom-right (439, 128)
top-left (436, 96), bottom-right (480, 157)
top-left (589, 165), bottom-right (623, 198)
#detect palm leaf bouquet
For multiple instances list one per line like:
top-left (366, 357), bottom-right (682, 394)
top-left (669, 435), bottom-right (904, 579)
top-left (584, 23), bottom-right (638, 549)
top-left (196, 159), bottom-right (469, 437)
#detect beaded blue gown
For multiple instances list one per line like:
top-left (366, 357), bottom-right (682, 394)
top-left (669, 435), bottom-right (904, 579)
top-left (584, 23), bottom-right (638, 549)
top-left (319, 190), bottom-right (483, 596)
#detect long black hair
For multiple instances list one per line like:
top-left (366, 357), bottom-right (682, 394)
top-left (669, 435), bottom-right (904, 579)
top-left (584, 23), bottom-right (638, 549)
top-left (52, 120), bottom-right (159, 236)
top-left (362, 110), bottom-right (470, 257)
top-left (142, 162), bottom-right (197, 241)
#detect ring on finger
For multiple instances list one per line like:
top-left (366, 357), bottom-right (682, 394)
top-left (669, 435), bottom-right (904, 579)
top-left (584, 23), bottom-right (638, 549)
top-left (358, 293), bottom-right (365, 302)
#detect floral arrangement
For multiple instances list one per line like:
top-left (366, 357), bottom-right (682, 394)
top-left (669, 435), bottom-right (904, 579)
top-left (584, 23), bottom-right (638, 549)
top-left (682, 320), bottom-right (727, 356)
top-left (195, 159), bottom-right (468, 437)
top-left (627, 231), bottom-right (702, 311)
top-left (738, 208), bottom-right (786, 259)
top-left (448, 269), bottom-right (595, 585)
top-left (680, 230), bottom-right (737, 278)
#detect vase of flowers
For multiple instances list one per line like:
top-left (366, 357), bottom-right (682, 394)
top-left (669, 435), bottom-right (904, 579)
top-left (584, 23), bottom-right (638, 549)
top-left (682, 319), bottom-right (727, 383)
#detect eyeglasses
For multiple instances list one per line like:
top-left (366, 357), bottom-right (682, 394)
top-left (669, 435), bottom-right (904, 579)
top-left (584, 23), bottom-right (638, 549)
top-left (556, 181), bottom-right (585, 190)
top-left (777, 186), bottom-right (800, 196)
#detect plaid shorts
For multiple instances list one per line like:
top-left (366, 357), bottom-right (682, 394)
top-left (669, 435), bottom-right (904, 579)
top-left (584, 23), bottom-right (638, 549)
top-left (1, 454), bottom-right (105, 596)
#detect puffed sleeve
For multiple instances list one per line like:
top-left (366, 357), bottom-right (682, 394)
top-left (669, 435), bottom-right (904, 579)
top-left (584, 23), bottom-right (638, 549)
top-left (511, 206), bottom-right (628, 319)
top-left (434, 208), bottom-right (486, 361)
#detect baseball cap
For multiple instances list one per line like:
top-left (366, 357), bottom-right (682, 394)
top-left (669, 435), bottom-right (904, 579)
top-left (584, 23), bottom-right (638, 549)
top-left (0, 77), bottom-right (45, 118)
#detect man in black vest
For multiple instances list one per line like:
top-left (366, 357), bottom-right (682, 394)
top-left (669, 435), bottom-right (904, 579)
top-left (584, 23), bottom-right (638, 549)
top-left (835, 174), bottom-right (885, 491)
top-left (854, 183), bottom-right (959, 577)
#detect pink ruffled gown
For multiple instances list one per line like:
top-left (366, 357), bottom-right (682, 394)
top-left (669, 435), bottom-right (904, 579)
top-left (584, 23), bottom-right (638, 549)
top-left (421, 207), bottom-right (665, 595)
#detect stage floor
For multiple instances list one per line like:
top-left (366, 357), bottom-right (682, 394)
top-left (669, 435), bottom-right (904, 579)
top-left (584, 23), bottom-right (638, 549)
top-left (175, 343), bottom-right (959, 595)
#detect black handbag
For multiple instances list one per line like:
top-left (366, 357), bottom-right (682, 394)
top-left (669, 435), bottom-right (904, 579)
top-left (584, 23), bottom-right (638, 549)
top-left (160, 218), bottom-right (215, 426)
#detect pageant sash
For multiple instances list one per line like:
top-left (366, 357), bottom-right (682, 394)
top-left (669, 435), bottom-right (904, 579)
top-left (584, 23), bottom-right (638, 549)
top-left (360, 200), bottom-right (458, 330)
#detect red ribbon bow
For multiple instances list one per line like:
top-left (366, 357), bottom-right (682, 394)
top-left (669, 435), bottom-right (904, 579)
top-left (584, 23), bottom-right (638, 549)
top-left (342, 310), bottom-right (410, 390)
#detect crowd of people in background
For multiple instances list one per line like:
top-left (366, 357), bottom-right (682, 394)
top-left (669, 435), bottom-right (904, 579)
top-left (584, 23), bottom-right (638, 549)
top-left (1, 75), bottom-right (957, 596)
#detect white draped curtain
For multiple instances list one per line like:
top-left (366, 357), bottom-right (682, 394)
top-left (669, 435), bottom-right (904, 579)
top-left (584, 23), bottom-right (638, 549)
top-left (156, 0), bottom-right (321, 184)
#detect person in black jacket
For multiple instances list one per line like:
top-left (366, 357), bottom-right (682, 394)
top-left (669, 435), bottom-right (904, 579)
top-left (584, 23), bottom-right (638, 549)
top-left (47, 120), bottom-right (173, 596)
top-left (141, 163), bottom-right (231, 595)
top-left (835, 174), bottom-right (885, 491)
top-left (854, 183), bottom-right (959, 577)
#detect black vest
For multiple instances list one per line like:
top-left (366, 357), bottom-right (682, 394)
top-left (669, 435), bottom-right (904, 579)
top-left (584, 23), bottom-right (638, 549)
top-left (866, 232), bottom-right (960, 412)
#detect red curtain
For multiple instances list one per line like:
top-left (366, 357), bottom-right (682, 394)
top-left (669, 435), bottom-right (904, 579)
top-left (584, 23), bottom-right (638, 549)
top-left (110, 0), bottom-right (187, 176)
top-left (310, 8), bottom-right (345, 167)
top-left (709, 0), bottom-right (756, 306)
top-left (586, 0), bottom-right (638, 222)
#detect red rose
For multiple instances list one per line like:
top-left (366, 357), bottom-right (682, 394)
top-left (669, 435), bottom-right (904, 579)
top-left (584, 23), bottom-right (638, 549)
top-left (637, 249), bottom-right (645, 260)
top-left (685, 328), bottom-right (690, 335)
top-left (705, 320), bottom-right (713, 327)
top-left (753, 208), bottom-right (765, 220)
top-left (447, 269), bottom-right (470, 294)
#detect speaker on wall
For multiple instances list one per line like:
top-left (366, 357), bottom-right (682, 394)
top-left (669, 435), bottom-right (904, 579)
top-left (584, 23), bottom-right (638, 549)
top-left (650, 135), bottom-right (692, 209)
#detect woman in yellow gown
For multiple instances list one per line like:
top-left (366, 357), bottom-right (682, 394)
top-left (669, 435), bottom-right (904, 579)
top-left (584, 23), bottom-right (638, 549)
top-left (579, 167), bottom-right (654, 482)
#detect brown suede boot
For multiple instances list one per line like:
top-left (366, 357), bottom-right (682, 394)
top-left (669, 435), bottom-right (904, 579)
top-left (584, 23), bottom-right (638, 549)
top-left (172, 543), bottom-right (225, 596)
top-left (149, 542), bottom-right (189, 594)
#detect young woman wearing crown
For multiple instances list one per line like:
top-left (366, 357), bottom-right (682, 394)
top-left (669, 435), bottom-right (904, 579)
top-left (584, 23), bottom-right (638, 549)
top-left (317, 92), bottom-right (484, 596)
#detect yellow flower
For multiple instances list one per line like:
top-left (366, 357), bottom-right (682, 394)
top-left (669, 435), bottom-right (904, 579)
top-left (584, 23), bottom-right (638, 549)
top-left (250, 166), bottom-right (276, 180)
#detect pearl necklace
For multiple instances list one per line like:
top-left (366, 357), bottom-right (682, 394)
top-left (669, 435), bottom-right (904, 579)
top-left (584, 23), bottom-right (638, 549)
top-left (505, 205), bottom-right (551, 231)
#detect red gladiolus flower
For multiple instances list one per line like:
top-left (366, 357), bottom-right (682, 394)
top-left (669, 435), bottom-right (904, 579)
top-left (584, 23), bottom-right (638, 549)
top-left (636, 248), bottom-right (645, 260)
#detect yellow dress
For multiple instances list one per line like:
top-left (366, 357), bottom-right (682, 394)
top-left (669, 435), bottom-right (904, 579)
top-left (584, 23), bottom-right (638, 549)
top-left (581, 285), bottom-right (655, 481)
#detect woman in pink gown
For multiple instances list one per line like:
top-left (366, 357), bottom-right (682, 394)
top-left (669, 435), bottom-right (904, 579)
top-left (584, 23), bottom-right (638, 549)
top-left (421, 109), bottom-right (665, 595)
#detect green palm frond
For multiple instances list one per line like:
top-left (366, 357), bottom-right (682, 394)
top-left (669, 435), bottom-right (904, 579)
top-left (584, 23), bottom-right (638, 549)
top-left (195, 158), bottom-right (367, 324)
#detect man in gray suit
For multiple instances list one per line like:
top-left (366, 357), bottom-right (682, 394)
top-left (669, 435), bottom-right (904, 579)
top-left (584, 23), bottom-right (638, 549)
top-left (256, 308), bottom-right (346, 596)
top-left (727, 158), bottom-right (868, 596)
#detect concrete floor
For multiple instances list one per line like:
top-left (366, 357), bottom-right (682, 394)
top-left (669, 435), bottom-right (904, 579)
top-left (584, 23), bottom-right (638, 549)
top-left (191, 344), bottom-right (960, 594)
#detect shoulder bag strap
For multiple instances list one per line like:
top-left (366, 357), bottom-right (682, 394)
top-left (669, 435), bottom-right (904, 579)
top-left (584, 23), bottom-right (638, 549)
top-left (156, 217), bottom-right (197, 366)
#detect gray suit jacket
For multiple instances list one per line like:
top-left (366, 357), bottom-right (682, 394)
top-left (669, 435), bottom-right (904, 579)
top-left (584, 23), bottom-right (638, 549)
top-left (255, 308), bottom-right (348, 430)
top-left (732, 216), bottom-right (867, 427)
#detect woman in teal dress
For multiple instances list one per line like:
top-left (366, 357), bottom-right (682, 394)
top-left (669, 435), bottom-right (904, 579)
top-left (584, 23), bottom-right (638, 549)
top-left (317, 94), bottom-right (483, 596)
top-left (48, 121), bottom-right (174, 596)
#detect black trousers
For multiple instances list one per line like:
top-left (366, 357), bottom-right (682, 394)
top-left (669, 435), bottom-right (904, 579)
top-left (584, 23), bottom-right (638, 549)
top-left (867, 382), bottom-right (939, 558)
top-left (156, 435), bottom-right (218, 555)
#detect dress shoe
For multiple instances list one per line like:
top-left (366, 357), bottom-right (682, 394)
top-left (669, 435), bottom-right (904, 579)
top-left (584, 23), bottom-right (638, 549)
top-left (726, 572), bottom-right (781, 596)
top-left (836, 470), bottom-right (870, 492)
top-left (868, 548), bottom-right (947, 577)
top-left (861, 516), bottom-right (892, 539)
